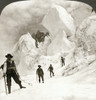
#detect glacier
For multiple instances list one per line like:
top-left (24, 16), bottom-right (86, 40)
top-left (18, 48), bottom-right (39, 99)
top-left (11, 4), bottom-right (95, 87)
top-left (12, 33), bottom-right (38, 75)
top-left (41, 5), bottom-right (76, 37)
top-left (12, 32), bottom-right (52, 75)
top-left (0, 1), bottom-right (96, 100)
top-left (47, 31), bottom-right (75, 55)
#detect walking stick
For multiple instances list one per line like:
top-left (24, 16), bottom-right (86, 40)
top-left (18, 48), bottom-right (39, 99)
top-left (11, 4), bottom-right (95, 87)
top-left (36, 74), bottom-right (38, 82)
top-left (4, 75), bottom-right (7, 95)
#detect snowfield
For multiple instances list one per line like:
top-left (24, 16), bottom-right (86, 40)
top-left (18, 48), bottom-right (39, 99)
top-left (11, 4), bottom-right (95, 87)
top-left (0, 0), bottom-right (96, 100)
top-left (1, 55), bottom-right (96, 100)
top-left (0, 75), bottom-right (96, 100)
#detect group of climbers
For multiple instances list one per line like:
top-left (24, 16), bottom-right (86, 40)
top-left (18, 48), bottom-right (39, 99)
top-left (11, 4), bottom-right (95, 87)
top-left (0, 54), bottom-right (65, 94)
top-left (36, 64), bottom-right (55, 83)
top-left (36, 56), bottom-right (65, 83)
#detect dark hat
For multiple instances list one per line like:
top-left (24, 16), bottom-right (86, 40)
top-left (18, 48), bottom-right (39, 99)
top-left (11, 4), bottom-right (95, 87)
top-left (38, 65), bottom-right (41, 68)
top-left (5, 54), bottom-right (13, 58)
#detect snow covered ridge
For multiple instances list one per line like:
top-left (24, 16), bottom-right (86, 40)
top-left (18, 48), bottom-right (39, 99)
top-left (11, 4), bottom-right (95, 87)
top-left (47, 31), bottom-right (75, 55)
top-left (13, 33), bottom-right (36, 53)
top-left (0, 2), bottom-right (95, 77)
top-left (0, 0), bottom-right (93, 66)
top-left (12, 31), bottom-right (76, 76)
top-left (11, 33), bottom-right (61, 75)
top-left (62, 15), bottom-right (96, 77)
top-left (76, 15), bottom-right (96, 55)
top-left (1, 1), bottom-right (96, 99)
top-left (12, 33), bottom-right (52, 75)
top-left (12, 33), bottom-right (39, 75)
top-left (41, 5), bottom-right (76, 37)
top-left (41, 4), bottom-right (76, 55)
top-left (11, 13), bottom-right (96, 77)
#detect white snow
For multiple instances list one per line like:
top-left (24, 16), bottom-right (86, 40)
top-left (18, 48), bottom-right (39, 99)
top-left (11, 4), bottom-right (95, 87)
top-left (76, 15), bottom-right (96, 57)
top-left (0, 1), bottom-right (96, 100)
top-left (0, 0), bottom-right (93, 66)
top-left (0, 74), bottom-right (96, 100)
top-left (47, 31), bottom-right (75, 55)
top-left (66, 1), bottom-right (92, 27)
top-left (1, 48), bottom-right (96, 100)
top-left (36, 35), bottom-right (51, 55)
top-left (41, 5), bottom-right (76, 38)
top-left (12, 33), bottom-right (39, 75)
top-left (12, 33), bottom-right (52, 75)
top-left (41, 5), bottom-right (76, 56)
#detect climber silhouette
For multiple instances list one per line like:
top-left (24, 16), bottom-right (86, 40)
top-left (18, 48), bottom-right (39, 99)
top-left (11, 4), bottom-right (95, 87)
top-left (61, 57), bottom-right (65, 67)
top-left (48, 64), bottom-right (54, 77)
top-left (36, 65), bottom-right (44, 83)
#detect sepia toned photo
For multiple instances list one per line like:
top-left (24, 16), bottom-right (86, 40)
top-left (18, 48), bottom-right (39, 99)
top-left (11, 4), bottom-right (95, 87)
top-left (0, 0), bottom-right (96, 100)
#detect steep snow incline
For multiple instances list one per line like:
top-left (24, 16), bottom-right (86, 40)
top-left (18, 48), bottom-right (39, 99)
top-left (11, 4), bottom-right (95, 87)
top-left (65, 1), bottom-right (93, 27)
top-left (70, 59), bottom-right (96, 84)
top-left (76, 15), bottom-right (96, 55)
top-left (41, 5), bottom-right (76, 56)
top-left (13, 33), bottom-right (39, 75)
top-left (12, 33), bottom-right (52, 75)
top-left (60, 15), bottom-right (96, 76)
top-left (47, 31), bottom-right (75, 55)
top-left (12, 31), bottom-right (75, 76)
top-left (1, 51), bottom-right (96, 100)
top-left (41, 5), bottom-right (76, 38)
top-left (36, 36), bottom-right (51, 56)
top-left (0, 76), bottom-right (96, 100)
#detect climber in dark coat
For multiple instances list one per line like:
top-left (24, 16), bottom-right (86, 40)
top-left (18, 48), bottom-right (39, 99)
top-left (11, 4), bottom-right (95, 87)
top-left (48, 64), bottom-right (54, 77)
top-left (36, 65), bottom-right (44, 83)
top-left (2, 54), bottom-right (26, 94)
top-left (61, 57), bottom-right (65, 67)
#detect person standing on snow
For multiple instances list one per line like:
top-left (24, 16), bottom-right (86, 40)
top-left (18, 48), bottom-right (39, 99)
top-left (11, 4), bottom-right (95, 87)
top-left (36, 65), bottom-right (44, 83)
top-left (48, 64), bottom-right (54, 77)
top-left (1, 54), bottom-right (26, 94)
top-left (61, 56), bottom-right (65, 67)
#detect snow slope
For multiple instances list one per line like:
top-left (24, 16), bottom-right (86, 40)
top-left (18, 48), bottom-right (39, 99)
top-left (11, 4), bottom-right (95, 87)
top-left (76, 15), bottom-right (96, 58)
top-left (13, 33), bottom-right (39, 75)
top-left (75, 15), bottom-right (96, 65)
top-left (11, 32), bottom-right (75, 76)
top-left (41, 5), bottom-right (76, 38)
top-left (12, 33), bottom-right (52, 75)
top-left (0, 1), bottom-right (93, 65)
top-left (0, 1), bottom-right (96, 100)
top-left (1, 51), bottom-right (96, 100)
top-left (60, 15), bottom-right (96, 77)
top-left (47, 31), bottom-right (75, 55)
top-left (65, 1), bottom-right (93, 27)
top-left (0, 75), bottom-right (96, 100)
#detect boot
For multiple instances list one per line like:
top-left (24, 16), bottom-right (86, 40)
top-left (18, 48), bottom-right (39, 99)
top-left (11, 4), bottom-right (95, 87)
top-left (19, 83), bottom-right (26, 89)
top-left (20, 85), bottom-right (26, 89)
top-left (8, 85), bottom-right (11, 94)
top-left (39, 78), bottom-right (41, 83)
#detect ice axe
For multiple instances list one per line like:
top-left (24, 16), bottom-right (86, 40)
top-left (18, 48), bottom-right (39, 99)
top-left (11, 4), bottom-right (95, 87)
top-left (3, 75), bottom-right (8, 95)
